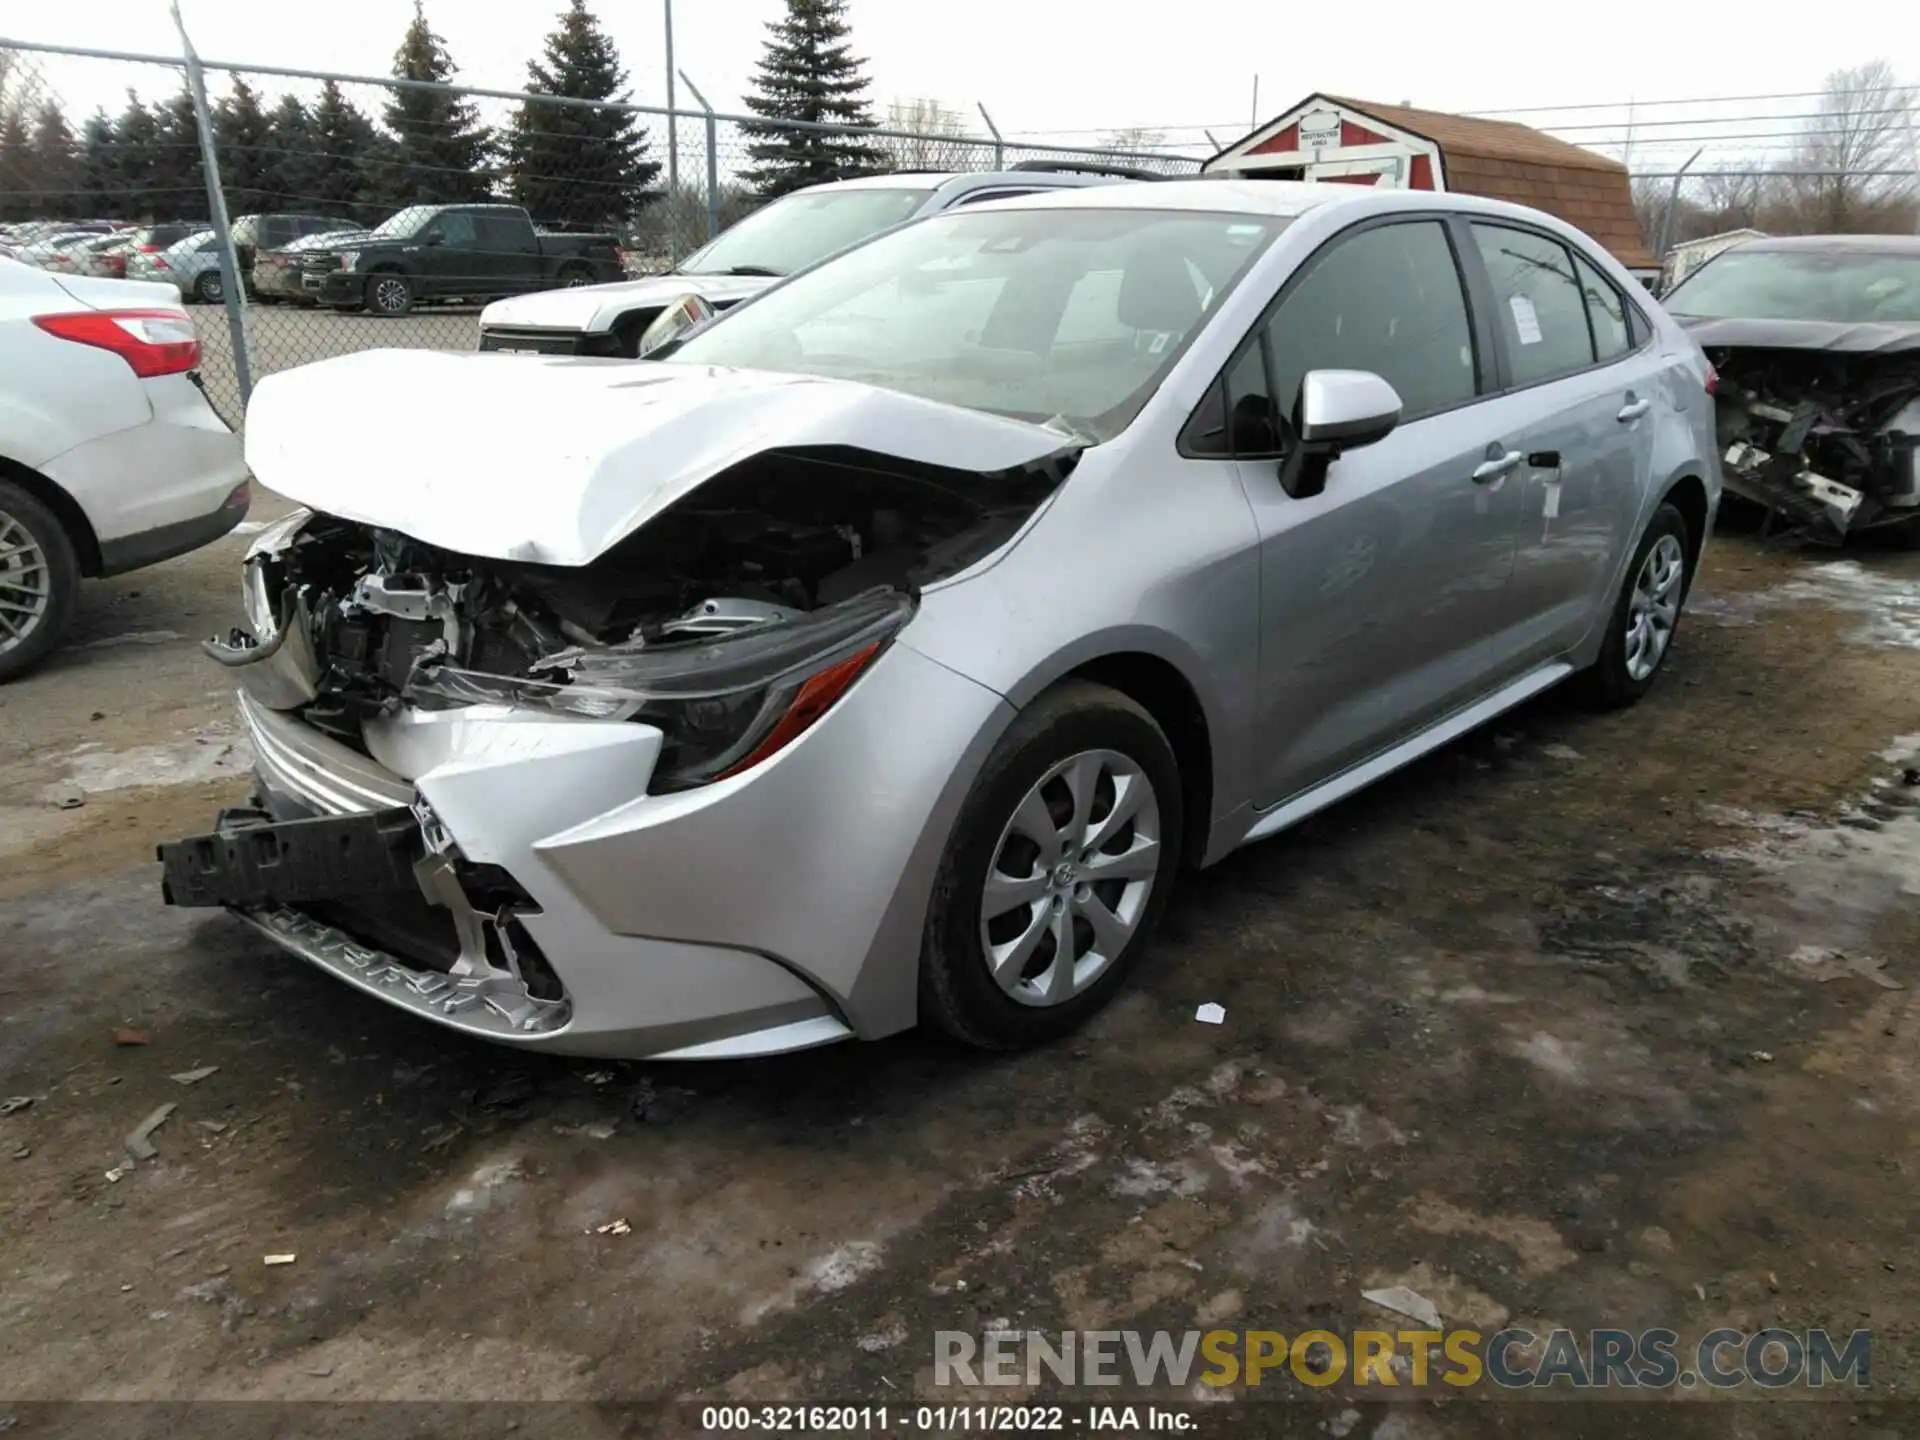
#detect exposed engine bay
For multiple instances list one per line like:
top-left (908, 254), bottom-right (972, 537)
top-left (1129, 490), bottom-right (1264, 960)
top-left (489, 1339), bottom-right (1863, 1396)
top-left (214, 448), bottom-right (1058, 789)
top-left (1709, 347), bottom-right (1920, 542)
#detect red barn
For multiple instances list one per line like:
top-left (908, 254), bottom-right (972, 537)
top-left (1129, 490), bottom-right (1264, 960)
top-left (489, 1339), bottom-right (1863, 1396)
top-left (1204, 93), bottom-right (1658, 280)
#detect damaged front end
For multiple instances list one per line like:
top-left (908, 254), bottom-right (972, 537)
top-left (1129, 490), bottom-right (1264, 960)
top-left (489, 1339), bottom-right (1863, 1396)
top-left (160, 445), bottom-right (1065, 1040)
top-left (1708, 347), bottom-right (1920, 543)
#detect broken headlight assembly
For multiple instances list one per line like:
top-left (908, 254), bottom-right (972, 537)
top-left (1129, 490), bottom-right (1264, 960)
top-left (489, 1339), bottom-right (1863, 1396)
top-left (406, 586), bottom-right (914, 788)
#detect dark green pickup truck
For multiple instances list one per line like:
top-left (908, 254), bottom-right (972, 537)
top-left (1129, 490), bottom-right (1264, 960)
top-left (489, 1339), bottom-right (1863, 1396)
top-left (299, 202), bottom-right (624, 316)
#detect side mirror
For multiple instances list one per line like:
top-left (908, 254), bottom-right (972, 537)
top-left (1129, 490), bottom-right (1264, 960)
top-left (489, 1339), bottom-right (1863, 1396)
top-left (636, 292), bottom-right (719, 358)
top-left (422, 231), bottom-right (445, 247)
top-left (1279, 369), bottom-right (1403, 500)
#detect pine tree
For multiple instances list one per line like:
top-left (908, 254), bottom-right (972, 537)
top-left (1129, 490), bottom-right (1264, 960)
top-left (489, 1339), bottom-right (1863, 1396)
top-left (362, 2), bottom-right (494, 208)
top-left (263, 95), bottom-right (320, 213)
top-left (309, 81), bottom-right (379, 221)
top-left (111, 92), bottom-right (166, 220)
top-left (27, 102), bottom-right (80, 219)
top-left (153, 87), bottom-right (209, 222)
top-left (740, 0), bottom-right (885, 199)
top-left (506, 0), bottom-right (659, 228)
top-left (78, 109), bottom-right (118, 217)
top-left (212, 78), bottom-right (273, 213)
top-left (0, 108), bottom-right (34, 223)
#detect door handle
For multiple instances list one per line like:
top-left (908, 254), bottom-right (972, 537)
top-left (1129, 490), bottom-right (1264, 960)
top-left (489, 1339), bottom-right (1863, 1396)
top-left (1471, 450), bottom-right (1523, 483)
top-left (1617, 398), bottom-right (1652, 422)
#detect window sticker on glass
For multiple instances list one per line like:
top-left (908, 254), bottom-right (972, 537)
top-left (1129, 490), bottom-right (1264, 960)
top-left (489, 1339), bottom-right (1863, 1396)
top-left (1509, 294), bottom-right (1543, 345)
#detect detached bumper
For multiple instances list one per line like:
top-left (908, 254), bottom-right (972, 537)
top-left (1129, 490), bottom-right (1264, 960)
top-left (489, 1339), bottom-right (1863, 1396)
top-left (168, 642), bottom-right (1008, 1059)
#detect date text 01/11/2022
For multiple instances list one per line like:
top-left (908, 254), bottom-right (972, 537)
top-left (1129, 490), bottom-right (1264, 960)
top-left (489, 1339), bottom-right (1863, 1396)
top-left (697, 1404), bottom-right (1199, 1431)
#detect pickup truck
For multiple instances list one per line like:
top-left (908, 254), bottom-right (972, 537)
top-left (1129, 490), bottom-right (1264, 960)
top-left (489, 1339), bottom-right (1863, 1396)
top-left (477, 162), bottom-right (1156, 357)
top-left (301, 203), bottom-right (624, 316)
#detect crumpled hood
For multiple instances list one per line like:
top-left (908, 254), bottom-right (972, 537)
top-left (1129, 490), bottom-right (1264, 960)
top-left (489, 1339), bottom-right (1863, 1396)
top-left (479, 272), bottom-right (772, 334)
top-left (1676, 315), bottom-right (1920, 357)
top-left (243, 349), bottom-right (1081, 566)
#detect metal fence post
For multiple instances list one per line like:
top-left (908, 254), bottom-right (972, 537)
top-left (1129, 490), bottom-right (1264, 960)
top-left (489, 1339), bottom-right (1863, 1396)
top-left (169, 3), bottom-right (251, 409)
top-left (679, 72), bottom-right (719, 243)
top-left (1655, 147), bottom-right (1703, 268)
top-left (977, 104), bottom-right (1004, 170)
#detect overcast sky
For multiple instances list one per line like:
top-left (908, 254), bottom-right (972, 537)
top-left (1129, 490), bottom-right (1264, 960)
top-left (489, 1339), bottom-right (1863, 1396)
top-left (8, 0), bottom-right (1911, 168)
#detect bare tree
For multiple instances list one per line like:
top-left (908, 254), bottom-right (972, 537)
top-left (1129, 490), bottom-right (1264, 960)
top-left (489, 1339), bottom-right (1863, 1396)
top-left (1694, 169), bottom-right (1768, 233)
top-left (1100, 126), bottom-right (1166, 160)
top-left (1782, 60), bottom-right (1916, 231)
top-left (878, 97), bottom-right (974, 171)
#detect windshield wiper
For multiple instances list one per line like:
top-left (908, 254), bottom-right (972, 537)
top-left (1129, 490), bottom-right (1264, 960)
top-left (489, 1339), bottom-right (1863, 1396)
top-left (702, 264), bottom-right (783, 278)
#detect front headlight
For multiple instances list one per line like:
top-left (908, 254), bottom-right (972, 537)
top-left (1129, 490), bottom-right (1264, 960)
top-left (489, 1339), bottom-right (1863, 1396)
top-left (336, 251), bottom-right (359, 270)
top-left (407, 587), bottom-right (914, 788)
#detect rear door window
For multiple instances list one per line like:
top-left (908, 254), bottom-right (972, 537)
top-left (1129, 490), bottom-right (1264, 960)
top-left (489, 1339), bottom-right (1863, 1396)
top-left (1470, 223), bottom-right (1595, 386)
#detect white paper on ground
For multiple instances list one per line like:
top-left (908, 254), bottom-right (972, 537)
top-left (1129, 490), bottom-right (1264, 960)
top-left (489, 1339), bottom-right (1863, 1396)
top-left (1195, 1002), bottom-right (1227, 1025)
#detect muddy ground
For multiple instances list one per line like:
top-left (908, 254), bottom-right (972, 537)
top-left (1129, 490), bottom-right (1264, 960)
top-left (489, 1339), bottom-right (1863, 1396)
top-left (3, 512), bottom-right (1920, 1438)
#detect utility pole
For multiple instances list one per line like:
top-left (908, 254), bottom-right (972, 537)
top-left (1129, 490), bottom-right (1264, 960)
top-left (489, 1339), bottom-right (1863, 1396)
top-left (664, 0), bottom-right (679, 200)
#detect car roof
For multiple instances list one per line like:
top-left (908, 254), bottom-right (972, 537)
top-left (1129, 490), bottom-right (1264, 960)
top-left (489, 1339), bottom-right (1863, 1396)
top-left (1732, 234), bottom-right (1920, 257)
top-left (971, 178), bottom-right (1420, 218)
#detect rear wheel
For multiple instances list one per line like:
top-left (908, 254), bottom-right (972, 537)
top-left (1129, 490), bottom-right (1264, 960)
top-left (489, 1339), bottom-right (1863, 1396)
top-left (0, 479), bottom-right (80, 683)
top-left (920, 681), bottom-right (1183, 1049)
top-left (1579, 501), bottom-right (1691, 709)
top-left (364, 272), bottom-right (414, 317)
top-left (192, 269), bottom-right (223, 304)
top-left (558, 263), bottom-right (595, 288)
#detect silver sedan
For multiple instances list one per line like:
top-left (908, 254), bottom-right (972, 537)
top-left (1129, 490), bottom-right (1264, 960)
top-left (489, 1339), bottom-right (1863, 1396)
top-left (163, 181), bottom-right (1720, 1058)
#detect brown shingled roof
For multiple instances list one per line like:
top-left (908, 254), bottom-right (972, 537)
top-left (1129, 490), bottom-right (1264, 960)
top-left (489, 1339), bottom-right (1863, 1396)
top-left (1220, 94), bottom-right (1658, 272)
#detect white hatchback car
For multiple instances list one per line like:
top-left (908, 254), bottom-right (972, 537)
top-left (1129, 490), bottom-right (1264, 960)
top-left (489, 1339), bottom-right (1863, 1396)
top-left (0, 258), bottom-right (251, 679)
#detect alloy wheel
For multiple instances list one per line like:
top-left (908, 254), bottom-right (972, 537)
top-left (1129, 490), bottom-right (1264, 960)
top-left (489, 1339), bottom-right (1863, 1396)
top-left (375, 278), bottom-right (408, 313)
top-left (979, 748), bottom-right (1162, 1008)
top-left (0, 509), bottom-right (52, 658)
top-left (1624, 533), bottom-right (1685, 681)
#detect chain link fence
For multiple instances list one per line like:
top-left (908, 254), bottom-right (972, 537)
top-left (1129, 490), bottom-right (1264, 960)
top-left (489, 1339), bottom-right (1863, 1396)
top-left (2, 37), bottom-right (1204, 426)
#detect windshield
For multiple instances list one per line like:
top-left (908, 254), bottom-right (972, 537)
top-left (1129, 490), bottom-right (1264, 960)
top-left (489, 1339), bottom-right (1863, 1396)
top-left (678, 187), bottom-right (936, 277)
top-left (372, 205), bottom-right (438, 240)
top-left (670, 207), bottom-right (1284, 440)
top-left (1665, 248), bottom-right (1920, 324)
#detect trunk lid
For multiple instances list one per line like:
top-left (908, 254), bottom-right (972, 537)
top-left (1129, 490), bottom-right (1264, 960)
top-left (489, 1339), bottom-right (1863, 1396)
top-left (52, 273), bottom-right (185, 312)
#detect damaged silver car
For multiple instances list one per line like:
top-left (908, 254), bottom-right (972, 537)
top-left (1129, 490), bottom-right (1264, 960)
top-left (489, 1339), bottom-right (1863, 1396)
top-left (159, 183), bottom-right (1718, 1059)
top-left (1664, 235), bottom-right (1920, 542)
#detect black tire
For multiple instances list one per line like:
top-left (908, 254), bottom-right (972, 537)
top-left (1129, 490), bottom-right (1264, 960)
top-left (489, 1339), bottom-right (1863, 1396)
top-left (1578, 501), bottom-right (1692, 710)
top-left (192, 269), bottom-right (222, 305)
top-left (919, 680), bottom-right (1184, 1050)
top-left (558, 263), bottom-right (595, 288)
top-left (364, 272), bottom-right (414, 317)
top-left (0, 478), bottom-right (81, 683)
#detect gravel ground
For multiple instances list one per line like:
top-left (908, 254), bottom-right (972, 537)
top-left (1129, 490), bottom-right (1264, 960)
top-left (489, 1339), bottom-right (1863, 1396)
top-left (2, 516), bottom-right (1919, 1437)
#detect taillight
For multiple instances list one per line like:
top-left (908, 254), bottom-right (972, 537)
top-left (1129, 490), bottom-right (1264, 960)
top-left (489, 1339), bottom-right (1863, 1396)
top-left (1704, 364), bottom-right (1718, 396)
top-left (33, 310), bottom-right (200, 378)
top-left (138, 244), bottom-right (160, 253)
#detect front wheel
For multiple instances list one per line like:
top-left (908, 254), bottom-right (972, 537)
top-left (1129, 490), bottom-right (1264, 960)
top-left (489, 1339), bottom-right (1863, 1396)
top-left (919, 680), bottom-right (1183, 1049)
top-left (1579, 501), bottom-right (1692, 709)
top-left (0, 479), bottom-right (81, 683)
top-left (364, 272), bottom-right (414, 317)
